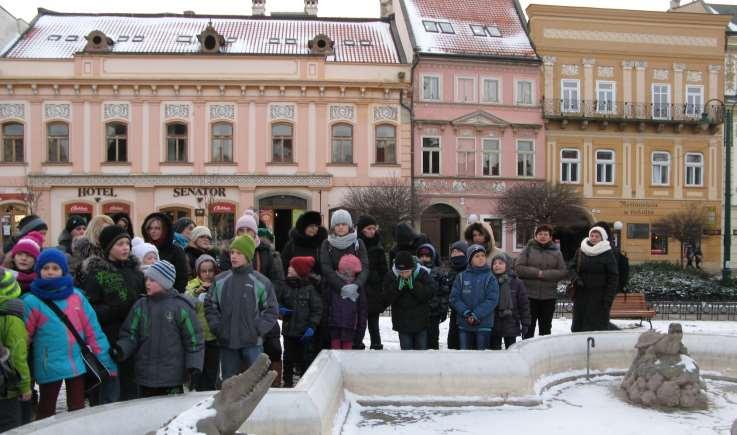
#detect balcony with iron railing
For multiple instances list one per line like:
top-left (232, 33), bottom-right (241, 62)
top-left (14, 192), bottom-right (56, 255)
top-left (543, 99), bottom-right (724, 129)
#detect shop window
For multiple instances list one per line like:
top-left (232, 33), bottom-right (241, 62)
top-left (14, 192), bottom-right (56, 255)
top-left (422, 137), bottom-right (440, 175)
top-left (482, 138), bottom-right (500, 176)
top-left (2, 122), bottom-right (24, 163)
top-left (209, 203), bottom-right (235, 242)
top-left (595, 150), bottom-right (615, 184)
top-left (166, 122), bottom-right (188, 162)
top-left (650, 225), bottom-right (668, 255)
top-left (211, 122), bottom-right (233, 162)
top-left (47, 122), bottom-right (69, 162)
top-left (560, 148), bottom-right (580, 183)
top-left (627, 223), bottom-right (650, 239)
top-left (271, 123), bottom-right (293, 163)
top-left (375, 124), bottom-right (396, 164)
top-left (105, 122), bottom-right (127, 162)
top-left (331, 123), bottom-right (353, 163)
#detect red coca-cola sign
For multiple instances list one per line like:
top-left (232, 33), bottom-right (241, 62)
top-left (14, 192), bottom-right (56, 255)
top-left (103, 202), bottom-right (130, 214)
top-left (210, 203), bottom-right (235, 214)
top-left (67, 203), bottom-right (93, 214)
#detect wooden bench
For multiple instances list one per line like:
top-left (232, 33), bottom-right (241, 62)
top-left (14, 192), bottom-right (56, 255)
top-left (610, 292), bottom-right (656, 329)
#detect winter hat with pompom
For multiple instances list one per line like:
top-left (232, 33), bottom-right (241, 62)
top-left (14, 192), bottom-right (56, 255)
top-left (10, 231), bottom-right (45, 260)
top-left (131, 237), bottom-right (158, 262)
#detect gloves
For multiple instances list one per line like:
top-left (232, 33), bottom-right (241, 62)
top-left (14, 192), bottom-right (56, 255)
top-left (109, 344), bottom-right (125, 363)
top-left (340, 284), bottom-right (359, 302)
top-left (279, 307), bottom-right (294, 317)
top-left (300, 327), bottom-right (315, 343)
top-left (465, 313), bottom-right (479, 326)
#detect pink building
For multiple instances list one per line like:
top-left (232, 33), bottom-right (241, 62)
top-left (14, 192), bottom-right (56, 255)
top-left (391, 0), bottom-right (543, 256)
top-left (0, 2), bottom-right (411, 250)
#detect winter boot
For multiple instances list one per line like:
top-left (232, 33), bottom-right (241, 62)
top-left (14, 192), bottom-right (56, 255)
top-left (269, 361), bottom-right (283, 388)
top-left (370, 344), bottom-right (384, 350)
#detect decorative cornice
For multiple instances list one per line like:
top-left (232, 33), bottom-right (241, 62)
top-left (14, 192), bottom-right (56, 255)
top-left (0, 103), bottom-right (25, 120)
top-left (329, 105), bottom-right (354, 121)
top-left (653, 69), bottom-right (669, 81)
top-left (598, 66), bottom-right (614, 78)
top-left (562, 64), bottom-right (579, 76)
top-left (44, 103), bottom-right (70, 120)
top-left (27, 174), bottom-right (332, 188)
top-left (165, 104), bottom-right (191, 119)
top-left (543, 28), bottom-right (718, 48)
top-left (542, 56), bottom-right (557, 66)
top-left (373, 105), bottom-right (398, 122)
top-left (635, 61), bottom-right (648, 70)
top-left (270, 104), bottom-right (295, 121)
top-left (103, 103), bottom-right (129, 120)
top-left (209, 104), bottom-right (235, 120)
top-left (686, 71), bottom-right (703, 83)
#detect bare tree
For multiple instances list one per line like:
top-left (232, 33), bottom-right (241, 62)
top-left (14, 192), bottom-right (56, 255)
top-left (497, 182), bottom-right (585, 235)
top-left (22, 178), bottom-right (41, 215)
top-left (655, 207), bottom-right (710, 268)
top-left (340, 177), bottom-right (426, 246)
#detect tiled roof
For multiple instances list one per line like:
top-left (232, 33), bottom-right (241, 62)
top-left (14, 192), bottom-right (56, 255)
top-left (401, 0), bottom-right (537, 59)
top-left (707, 3), bottom-right (737, 31)
top-left (3, 10), bottom-right (401, 63)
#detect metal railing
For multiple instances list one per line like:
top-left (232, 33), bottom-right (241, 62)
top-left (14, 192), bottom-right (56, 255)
top-left (543, 99), bottom-right (724, 125)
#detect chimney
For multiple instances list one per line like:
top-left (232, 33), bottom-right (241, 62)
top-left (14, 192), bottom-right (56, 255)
top-left (252, 0), bottom-right (265, 16)
top-left (380, 0), bottom-right (394, 18)
top-left (670, 0), bottom-right (680, 10)
top-left (305, 0), bottom-right (318, 16)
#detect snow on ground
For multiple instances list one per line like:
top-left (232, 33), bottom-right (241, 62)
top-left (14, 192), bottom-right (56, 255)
top-left (336, 376), bottom-right (737, 435)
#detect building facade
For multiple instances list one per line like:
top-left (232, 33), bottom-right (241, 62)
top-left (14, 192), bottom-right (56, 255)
top-left (0, 3), bottom-right (411, 250)
top-left (392, 0), bottom-right (543, 256)
top-left (528, 5), bottom-right (730, 270)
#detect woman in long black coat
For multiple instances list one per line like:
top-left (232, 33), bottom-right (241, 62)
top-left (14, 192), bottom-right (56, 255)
top-left (570, 226), bottom-right (619, 332)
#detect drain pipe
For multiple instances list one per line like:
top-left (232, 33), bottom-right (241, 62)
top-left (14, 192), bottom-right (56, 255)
top-left (586, 337), bottom-right (596, 380)
top-left (399, 55), bottom-right (420, 225)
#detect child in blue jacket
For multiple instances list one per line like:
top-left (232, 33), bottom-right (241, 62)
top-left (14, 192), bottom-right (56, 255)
top-left (450, 244), bottom-right (499, 350)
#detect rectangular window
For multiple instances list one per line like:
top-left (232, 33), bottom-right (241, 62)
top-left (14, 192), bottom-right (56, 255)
top-left (482, 138), bottom-right (500, 176)
top-left (652, 151), bottom-right (670, 185)
top-left (456, 77), bottom-right (475, 103)
top-left (560, 148), bottom-right (580, 183)
top-left (2, 123), bottom-right (24, 163)
top-left (438, 22), bottom-right (454, 34)
top-left (422, 137), bottom-right (440, 175)
top-left (470, 24), bottom-right (487, 36)
top-left (516, 80), bottom-right (533, 105)
top-left (457, 137), bottom-right (475, 176)
top-left (651, 225), bottom-right (668, 255)
top-left (597, 81), bottom-right (615, 113)
top-left (686, 86), bottom-right (704, 117)
top-left (481, 78), bottom-right (499, 103)
top-left (422, 75), bottom-right (440, 101)
top-left (561, 80), bottom-right (580, 112)
top-left (47, 122), bottom-right (69, 163)
top-left (211, 122), bottom-right (233, 162)
top-left (331, 123), bottom-right (353, 163)
top-left (105, 123), bottom-right (127, 162)
top-left (375, 124), bottom-right (396, 164)
top-left (515, 224), bottom-right (534, 251)
top-left (652, 84), bottom-right (671, 120)
top-left (483, 217), bottom-right (503, 249)
top-left (517, 140), bottom-right (534, 177)
top-left (272, 123), bottom-right (293, 163)
top-left (166, 123), bottom-right (187, 162)
top-left (685, 153), bottom-right (703, 186)
top-left (627, 223), bottom-right (650, 239)
top-left (595, 150), bottom-right (615, 184)
top-left (423, 21), bottom-right (438, 32)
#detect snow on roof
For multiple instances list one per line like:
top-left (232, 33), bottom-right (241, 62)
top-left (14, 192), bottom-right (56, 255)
top-left (3, 10), bottom-right (401, 63)
top-left (401, 0), bottom-right (536, 59)
top-left (706, 3), bottom-right (737, 31)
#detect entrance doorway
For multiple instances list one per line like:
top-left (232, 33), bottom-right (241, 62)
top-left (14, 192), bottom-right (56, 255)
top-left (160, 207), bottom-right (191, 225)
top-left (258, 195), bottom-right (308, 252)
top-left (421, 204), bottom-right (460, 261)
top-left (1, 203), bottom-right (28, 247)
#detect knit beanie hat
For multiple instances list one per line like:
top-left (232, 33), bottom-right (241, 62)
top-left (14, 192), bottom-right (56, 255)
top-left (338, 254), bottom-right (362, 276)
top-left (35, 248), bottom-right (69, 275)
top-left (491, 254), bottom-right (508, 269)
top-left (417, 245), bottom-right (434, 258)
top-left (10, 231), bottom-right (44, 259)
top-left (450, 240), bottom-right (469, 256)
top-left (131, 237), bottom-right (158, 262)
top-left (289, 256), bottom-right (315, 278)
top-left (330, 209), bottom-right (353, 230)
top-left (356, 215), bottom-right (377, 233)
top-left (257, 227), bottom-right (274, 243)
top-left (230, 235), bottom-right (256, 261)
top-left (99, 225), bottom-right (131, 256)
top-left (145, 260), bottom-right (176, 290)
top-left (394, 251), bottom-right (415, 271)
top-left (0, 269), bottom-right (21, 300)
top-left (18, 215), bottom-right (47, 237)
top-left (190, 226), bottom-right (212, 242)
top-left (467, 244), bottom-right (487, 262)
top-left (235, 210), bottom-right (259, 235)
top-left (65, 215), bottom-right (87, 233)
top-left (195, 254), bottom-right (217, 274)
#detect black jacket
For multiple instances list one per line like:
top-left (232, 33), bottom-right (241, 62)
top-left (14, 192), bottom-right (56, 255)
top-left (359, 232), bottom-right (389, 315)
top-left (280, 277), bottom-right (322, 338)
top-left (281, 226), bottom-right (328, 278)
top-left (185, 245), bottom-right (221, 279)
top-left (491, 274), bottom-right (531, 338)
top-left (571, 248), bottom-right (619, 332)
top-left (382, 265), bottom-right (435, 334)
top-left (141, 212), bottom-right (190, 293)
top-left (389, 223), bottom-right (430, 267)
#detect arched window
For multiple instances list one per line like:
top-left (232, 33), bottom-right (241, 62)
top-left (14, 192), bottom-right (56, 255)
top-left (331, 123), bottom-right (353, 163)
top-left (375, 124), bottom-right (396, 164)
top-left (166, 122), bottom-right (187, 162)
top-left (2, 122), bottom-right (24, 162)
top-left (105, 122), bottom-right (127, 162)
top-left (272, 123), bottom-right (293, 163)
top-left (211, 122), bottom-right (233, 162)
top-left (47, 122), bottom-right (69, 162)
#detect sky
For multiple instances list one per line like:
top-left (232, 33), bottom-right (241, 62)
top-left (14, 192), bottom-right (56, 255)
top-left (6, 0), bottom-right (737, 23)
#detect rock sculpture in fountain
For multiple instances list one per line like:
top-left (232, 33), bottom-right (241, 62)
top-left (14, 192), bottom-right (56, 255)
top-left (621, 323), bottom-right (707, 409)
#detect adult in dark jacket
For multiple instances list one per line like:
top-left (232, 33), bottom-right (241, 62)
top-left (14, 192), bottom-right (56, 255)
top-left (83, 225), bottom-right (145, 403)
top-left (141, 212), bottom-right (189, 293)
top-left (446, 240), bottom-right (469, 350)
top-left (184, 226), bottom-right (220, 279)
top-left (57, 215), bottom-right (87, 255)
top-left (354, 215), bottom-right (388, 350)
top-left (280, 211), bottom-right (327, 278)
top-left (388, 223), bottom-right (430, 268)
top-left (319, 210), bottom-right (369, 350)
top-left (490, 254), bottom-right (531, 350)
top-left (382, 251), bottom-right (435, 350)
top-left (3, 215), bottom-right (47, 254)
top-left (514, 224), bottom-right (568, 338)
top-left (570, 226), bottom-right (619, 332)
top-left (111, 213), bottom-right (135, 239)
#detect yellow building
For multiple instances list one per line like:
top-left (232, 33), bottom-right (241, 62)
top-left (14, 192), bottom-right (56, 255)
top-left (527, 5), bottom-right (730, 270)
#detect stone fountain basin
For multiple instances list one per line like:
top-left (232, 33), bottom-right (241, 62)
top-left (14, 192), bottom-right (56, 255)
top-left (8, 331), bottom-right (737, 435)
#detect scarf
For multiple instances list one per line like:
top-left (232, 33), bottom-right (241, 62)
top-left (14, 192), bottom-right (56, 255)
top-left (15, 270), bottom-right (36, 293)
top-left (30, 275), bottom-right (75, 301)
top-left (580, 238), bottom-right (612, 256)
top-left (328, 230), bottom-right (358, 250)
top-left (494, 273), bottom-right (514, 317)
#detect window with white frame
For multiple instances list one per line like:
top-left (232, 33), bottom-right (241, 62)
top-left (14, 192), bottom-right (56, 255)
top-left (517, 140), bottom-right (534, 177)
top-left (685, 152), bottom-right (703, 186)
top-left (422, 137), bottom-right (440, 175)
top-left (516, 80), bottom-right (533, 105)
top-left (456, 77), bottom-right (476, 103)
top-left (561, 79), bottom-right (580, 112)
top-left (482, 138), bottom-right (500, 176)
top-left (560, 148), bottom-right (580, 183)
top-left (457, 137), bottom-right (475, 176)
top-left (686, 86), bottom-right (704, 118)
top-left (595, 149), bottom-right (615, 184)
top-left (597, 81), bottom-right (615, 113)
top-left (652, 151), bottom-right (670, 185)
top-left (652, 84), bottom-right (671, 120)
top-left (481, 78), bottom-right (499, 103)
top-left (422, 75), bottom-right (441, 101)
top-left (515, 223), bottom-right (534, 250)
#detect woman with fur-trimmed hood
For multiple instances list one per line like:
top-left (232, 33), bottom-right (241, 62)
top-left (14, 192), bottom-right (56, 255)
top-left (281, 211), bottom-right (328, 279)
top-left (463, 222), bottom-right (509, 264)
top-left (141, 213), bottom-right (190, 293)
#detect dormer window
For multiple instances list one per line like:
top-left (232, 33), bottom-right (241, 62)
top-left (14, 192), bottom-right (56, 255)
top-left (84, 30), bottom-right (114, 52)
top-left (117, 35), bottom-right (129, 42)
top-left (423, 21), bottom-right (439, 32)
top-left (65, 35), bottom-right (78, 42)
top-left (132, 35), bottom-right (144, 42)
top-left (197, 23), bottom-right (226, 53)
top-left (470, 25), bottom-right (486, 36)
top-left (438, 22), bottom-right (454, 34)
top-left (269, 37), bottom-right (280, 44)
top-left (344, 39), bottom-right (355, 46)
top-left (486, 26), bottom-right (501, 37)
top-left (308, 34), bottom-right (335, 56)
top-left (285, 38), bottom-right (297, 45)
top-left (176, 35), bottom-right (193, 43)
top-left (47, 35), bottom-right (61, 41)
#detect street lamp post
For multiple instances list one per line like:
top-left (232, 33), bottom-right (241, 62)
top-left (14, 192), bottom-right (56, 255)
top-left (613, 220), bottom-right (623, 251)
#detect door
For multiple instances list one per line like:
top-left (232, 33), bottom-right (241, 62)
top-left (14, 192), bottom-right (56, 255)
top-left (421, 204), bottom-right (460, 261)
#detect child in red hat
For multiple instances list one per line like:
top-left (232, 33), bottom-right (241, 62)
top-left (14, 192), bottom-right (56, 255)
top-left (4, 231), bottom-right (44, 293)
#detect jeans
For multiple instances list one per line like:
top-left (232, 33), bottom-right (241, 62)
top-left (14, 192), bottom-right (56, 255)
top-left (367, 313), bottom-right (382, 349)
top-left (525, 299), bottom-right (556, 339)
top-left (490, 336), bottom-right (517, 350)
top-left (220, 345), bottom-right (263, 381)
top-left (458, 330), bottom-right (491, 350)
top-left (0, 397), bottom-right (21, 432)
top-left (398, 330), bottom-right (428, 350)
